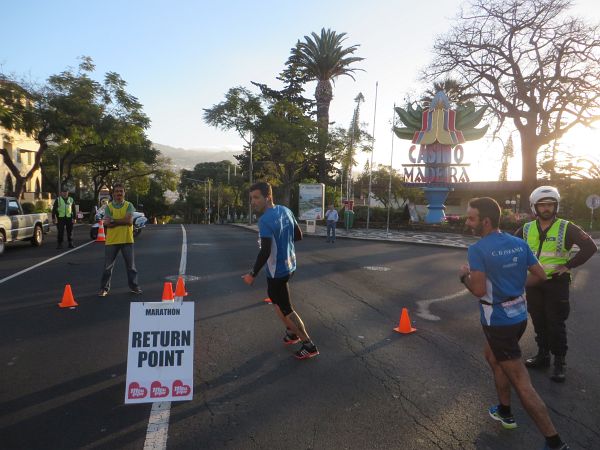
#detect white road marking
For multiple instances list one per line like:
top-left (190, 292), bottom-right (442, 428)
top-left (143, 224), bottom-right (187, 450)
top-left (416, 289), bottom-right (469, 321)
top-left (362, 266), bottom-right (391, 271)
top-left (0, 240), bottom-right (95, 286)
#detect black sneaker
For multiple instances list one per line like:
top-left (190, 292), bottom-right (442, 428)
top-left (294, 342), bottom-right (319, 360)
top-left (130, 288), bottom-right (143, 295)
top-left (283, 333), bottom-right (301, 345)
top-left (98, 289), bottom-right (109, 297)
top-left (68, 242), bottom-right (75, 248)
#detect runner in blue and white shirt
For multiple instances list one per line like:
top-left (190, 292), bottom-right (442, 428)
top-left (241, 182), bottom-right (319, 360)
top-left (459, 197), bottom-right (569, 450)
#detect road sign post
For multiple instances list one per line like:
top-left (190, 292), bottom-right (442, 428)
top-left (585, 194), bottom-right (600, 231)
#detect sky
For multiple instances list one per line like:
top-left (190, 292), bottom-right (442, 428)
top-left (3, 0), bottom-right (600, 182)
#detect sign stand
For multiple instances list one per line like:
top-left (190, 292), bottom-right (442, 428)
top-left (585, 194), bottom-right (600, 231)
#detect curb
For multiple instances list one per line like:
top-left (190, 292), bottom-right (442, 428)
top-left (228, 223), bottom-right (473, 250)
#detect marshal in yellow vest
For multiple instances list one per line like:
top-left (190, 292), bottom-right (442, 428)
top-left (106, 201), bottom-right (134, 245)
top-left (523, 219), bottom-right (571, 276)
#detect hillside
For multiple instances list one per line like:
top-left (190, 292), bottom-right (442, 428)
top-left (153, 143), bottom-right (241, 171)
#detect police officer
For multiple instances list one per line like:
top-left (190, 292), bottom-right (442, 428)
top-left (515, 186), bottom-right (597, 382)
top-left (52, 185), bottom-right (76, 249)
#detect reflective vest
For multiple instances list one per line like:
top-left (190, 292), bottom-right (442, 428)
top-left (523, 219), bottom-right (571, 276)
top-left (57, 197), bottom-right (73, 218)
top-left (105, 201), bottom-right (134, 245)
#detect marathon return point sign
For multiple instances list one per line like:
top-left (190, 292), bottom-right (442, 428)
top-left (125, 302), bottom-right (195, 404)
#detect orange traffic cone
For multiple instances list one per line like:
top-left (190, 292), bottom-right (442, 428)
top-left (162, 282), bottom-right (174, 301)
top-left (394, 308), bottom-right (416, 334)
top-left (96, 221), bottom-right (106, 242)
top-left (58, 284), bottom-right (79, 308)
top-left (175, 276), bottom-right (188, 297)
top-left (263, 297), bottom-right (272, 304)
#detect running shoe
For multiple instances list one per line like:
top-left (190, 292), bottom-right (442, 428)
top-left (488, 405), bottom-right (517, 429)
top-left (283, 333), bottom-right (301, 345)
top-left (130, 287), bottom-right (143, 295)
top-left (294, 342), bottom-right (319, 360)
top-left (98, 289), bottom-right (109, 297)
top-left (542, 443), bottom-right (569, 450)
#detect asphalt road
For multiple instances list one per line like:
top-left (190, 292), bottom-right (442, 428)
top-left (0, 224), bottom-right (598, 450)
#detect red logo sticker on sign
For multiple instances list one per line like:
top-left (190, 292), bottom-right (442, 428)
top-left (172, 379), bottom-right (192, 396)
top-left (150, 381), bottom-right (170, 398)
top-left (128, 382), bottom-right (148, 399)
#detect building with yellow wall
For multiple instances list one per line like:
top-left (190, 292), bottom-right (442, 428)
top-left (1, 126), bottom-right (45, 201)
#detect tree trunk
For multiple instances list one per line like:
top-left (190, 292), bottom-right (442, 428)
top-left (519, 132), bottom-right (539, 212)
top-left (315, 80), bottom-right (333, 184)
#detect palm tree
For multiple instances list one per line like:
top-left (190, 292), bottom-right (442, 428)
top-left (420, 78), bottom-right (472, 108)
top-left (288, 28), bottom-right (364, 183)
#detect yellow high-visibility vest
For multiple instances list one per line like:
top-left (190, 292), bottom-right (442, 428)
top-left (523, 219), bottom-right (571, 276)
top-left (57, 197), bottom-right (73, 218)
top-left (105, 201), bottom-right (134, 245)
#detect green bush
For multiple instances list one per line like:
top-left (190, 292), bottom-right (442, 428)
top-left (21, 202), bottom-right (35, 214)
top-left (34, 200), bottom-right (50, 213)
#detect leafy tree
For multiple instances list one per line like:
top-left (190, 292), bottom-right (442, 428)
top-left (203, 87), bottom-right (263, 146)
top-left (425, 0), bottom-right (600, 207)
top-left (288, 28), bottom-right (364, 183)
top-left (250, 100), bottom-right (317, 206)
top-left (1, 57), bottom-right (150, 198)
top-left (355, 164), bottom-right (422, 208)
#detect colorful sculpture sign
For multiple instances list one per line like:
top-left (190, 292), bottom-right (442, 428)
top-left (394, 91), bottom-right (488, 223)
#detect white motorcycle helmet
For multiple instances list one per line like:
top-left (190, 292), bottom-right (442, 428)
top-left (529, 186), bottom-right (560, 215)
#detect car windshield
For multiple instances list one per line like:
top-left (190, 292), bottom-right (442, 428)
top-left (0, 198), bottom-right (6, 215)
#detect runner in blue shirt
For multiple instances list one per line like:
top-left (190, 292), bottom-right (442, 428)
top-left (242, 182), bottom-right (319, 360)
top-left (459, 197), bottom-right (569, 450)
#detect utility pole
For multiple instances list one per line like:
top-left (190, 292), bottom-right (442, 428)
top-left (248, 130), bottom-right (253, 225)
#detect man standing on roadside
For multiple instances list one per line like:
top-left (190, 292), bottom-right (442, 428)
top-left (98, 183), bottom-right (142, 297)
top-left (242, 182), bottom-right (319, 360)
top-left (52, 186), bottom-right (76, 249)
top-left (459, 197), bottom-right (569, 450)
top-left (515, 186), bottom-right (597, 382)
top-left (325, 204), bottom-right (339, 243)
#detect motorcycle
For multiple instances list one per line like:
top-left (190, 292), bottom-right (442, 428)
top-left (90, 206), bottom-right (148, 240)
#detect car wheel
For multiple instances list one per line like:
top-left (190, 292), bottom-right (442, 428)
top-left (0, 233), bottom-right (5, 255)
top-left (31, 225), bottom-right (43, 247)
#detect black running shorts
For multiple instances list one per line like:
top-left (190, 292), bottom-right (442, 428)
top-left (267, 275), bottom-right (294, 316)
top-left (482, 321), bottom-right (527, 362)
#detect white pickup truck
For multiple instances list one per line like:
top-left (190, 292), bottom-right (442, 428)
top-left (0, 197), bottom-right (51, 255)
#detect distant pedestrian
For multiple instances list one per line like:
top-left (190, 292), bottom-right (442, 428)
top-left (98, 183), bottom-right (142, 297)
top-left (515, 186), bottom-right (597, 382)
top-left (460, 197), bottom-right (569, 450)
top-left (325, 204), bottom-right (339, 243)
top-left (242, 182), bottom-right (319, 360)
top-left (52, 186), bottom-right (76, 249)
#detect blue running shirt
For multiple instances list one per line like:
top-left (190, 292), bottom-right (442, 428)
top-left (467, 232), bottom-right (538, 326)
top-left (258, 205), bottom-right (298, 278)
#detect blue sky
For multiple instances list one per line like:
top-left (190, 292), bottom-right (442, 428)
top-left (3, 0), bottom-right (599, 180)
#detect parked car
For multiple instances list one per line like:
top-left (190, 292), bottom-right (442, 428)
top-left (0, 197), bottom-right (51, 255)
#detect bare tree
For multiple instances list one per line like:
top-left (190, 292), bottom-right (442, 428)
top-left (425, 0), bottom-right (600, 206)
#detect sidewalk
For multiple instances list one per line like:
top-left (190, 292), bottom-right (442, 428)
top-left (230, 223), bottom-right (600, 251)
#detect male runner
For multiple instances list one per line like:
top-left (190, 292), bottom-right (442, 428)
top-left (242, 182), bottom-right (319, 360)
top-left (460, 197), bottom-right (569, 450)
